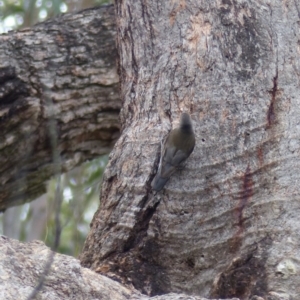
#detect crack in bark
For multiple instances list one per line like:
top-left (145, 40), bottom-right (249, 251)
top-left (123, 198), bottom-right (159, 252)
top-left (127, 4), bottom-right (139, 85)
top-left (238, 165), bottom-right (253, 227)
top-left (230, 165), bottom-right (254, 253)
top-left (267, 71), bottom-right (278, 128)
top-left (0, 67), bottom-right (29, 106)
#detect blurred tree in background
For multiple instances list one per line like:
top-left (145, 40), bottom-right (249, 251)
top-left (1, 156), bottom-right (109, 256)
top-left (0, 0), bottom-right (112, 256)
top-left (0, 0), bottom-right (112, 32)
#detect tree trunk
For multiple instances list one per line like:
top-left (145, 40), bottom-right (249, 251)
top-left (0, 5), bottom-right (120, 210)
top-left (2, 206), bottom-right (23, 238)
top-left (80, 0), bottom-right (300, 299)
top-left (26, 194), bottom-right (48, 241)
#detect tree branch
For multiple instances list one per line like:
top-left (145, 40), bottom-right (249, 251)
top-left (0, 5), bottom-right (121, 210)
top-left (0, 236), bottom-right (230, 300)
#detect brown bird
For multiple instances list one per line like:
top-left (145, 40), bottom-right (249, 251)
top-left (152, 113), bottom-right (195, 191)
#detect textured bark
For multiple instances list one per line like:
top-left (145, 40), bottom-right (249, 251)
top-left (0, 5), bottom-right (120, 210)
top-left (0, 236), bottom-right (233, 300)
top-left (80, 0), bottom-right (300, 299)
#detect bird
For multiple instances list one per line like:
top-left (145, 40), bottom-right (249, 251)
top-left (151, 112), bottom-right (195, 192)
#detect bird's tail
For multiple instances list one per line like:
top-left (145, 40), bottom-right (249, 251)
top-left (151, 175), bottom-right (169, 192)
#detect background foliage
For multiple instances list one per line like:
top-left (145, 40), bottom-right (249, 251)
top-left (0, 0), bottom-right (111, 32)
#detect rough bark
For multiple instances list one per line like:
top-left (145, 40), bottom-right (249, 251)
top-left (0, 235), bottom-right (235, 300)
top-left (0, 4), bottom-right (120, 210)
top-left (80, 0), bottom-right (300, 299)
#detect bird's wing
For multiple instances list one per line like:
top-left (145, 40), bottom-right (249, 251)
top-left (170, 149), bottom-right (189, 166)
top-left (159, 146), bottom-right (187, 178)
top-left (159, 146), bottom-right (176, 178)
